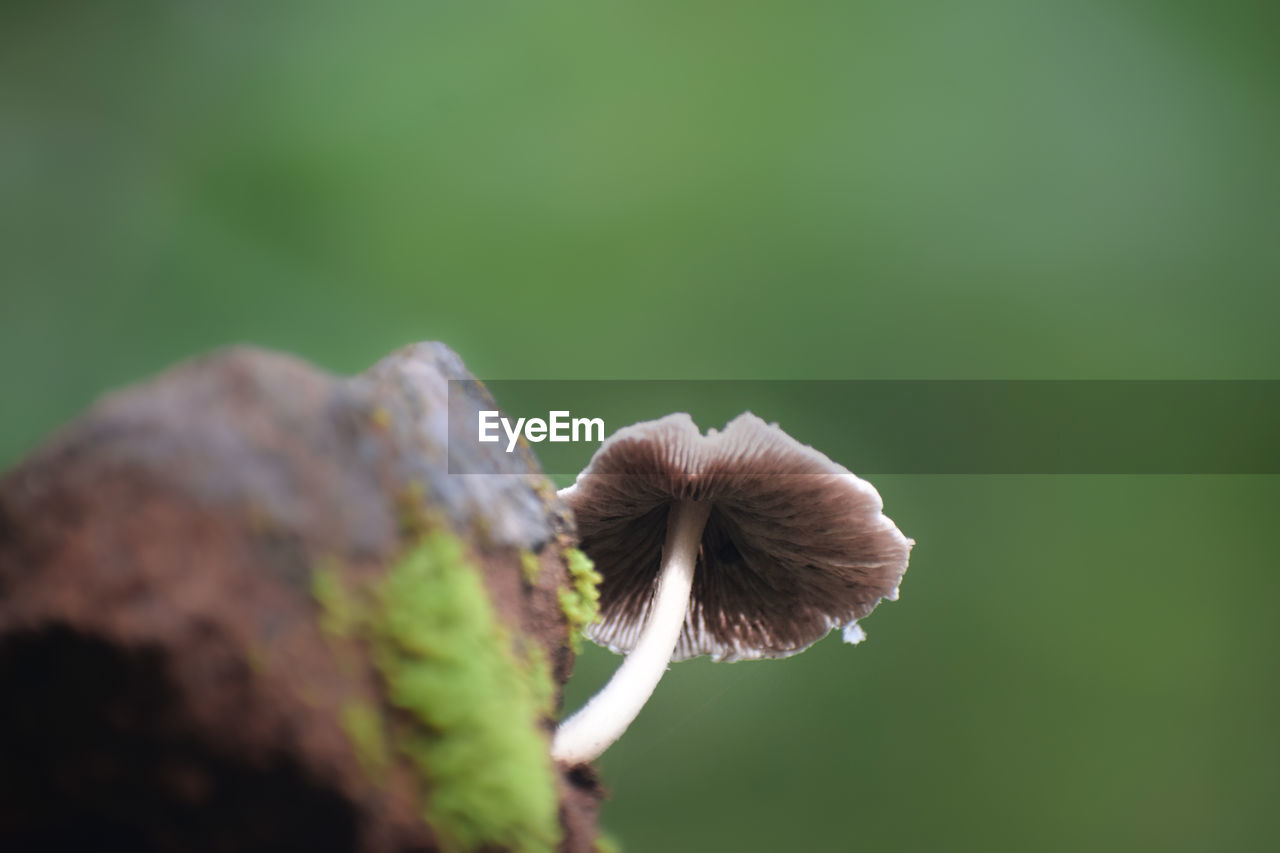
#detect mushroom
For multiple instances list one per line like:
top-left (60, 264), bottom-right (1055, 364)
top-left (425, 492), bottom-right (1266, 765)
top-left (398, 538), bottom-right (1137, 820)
top-left (551, 412), bottom-right (913, 765)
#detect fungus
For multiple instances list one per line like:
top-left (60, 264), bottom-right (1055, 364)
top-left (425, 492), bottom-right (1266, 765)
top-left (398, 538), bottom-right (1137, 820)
top-left (551, 413), bottom-right (913, 765)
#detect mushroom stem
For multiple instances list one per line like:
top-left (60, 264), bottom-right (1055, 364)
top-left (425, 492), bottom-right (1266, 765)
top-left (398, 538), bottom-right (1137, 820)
top-left (552, 499), bottom-right (712, 765)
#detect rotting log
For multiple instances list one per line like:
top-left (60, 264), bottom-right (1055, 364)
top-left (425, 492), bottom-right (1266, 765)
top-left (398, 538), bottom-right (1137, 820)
top-left (0, 342), bottom-right (603, 853)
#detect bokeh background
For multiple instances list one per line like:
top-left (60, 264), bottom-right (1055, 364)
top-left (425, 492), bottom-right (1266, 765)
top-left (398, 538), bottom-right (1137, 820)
top-left (3, 2), bottom-right (1278, 851)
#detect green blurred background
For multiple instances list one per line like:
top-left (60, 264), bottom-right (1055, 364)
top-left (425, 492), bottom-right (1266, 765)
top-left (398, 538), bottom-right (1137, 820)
top-left (2, 2), bottom-right (1277, 850)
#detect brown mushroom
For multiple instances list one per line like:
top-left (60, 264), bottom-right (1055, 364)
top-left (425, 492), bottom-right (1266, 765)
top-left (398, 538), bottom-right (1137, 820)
top-left (552, 412), bottom-right (913, 764)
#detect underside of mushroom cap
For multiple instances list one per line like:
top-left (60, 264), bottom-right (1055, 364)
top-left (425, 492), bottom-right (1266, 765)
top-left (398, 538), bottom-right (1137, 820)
top-left (563, 413), bottom-right (913, 662)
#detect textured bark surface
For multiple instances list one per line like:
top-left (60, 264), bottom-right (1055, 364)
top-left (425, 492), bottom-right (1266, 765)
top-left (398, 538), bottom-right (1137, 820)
top-left (0, 343), bottom-right (602, 853)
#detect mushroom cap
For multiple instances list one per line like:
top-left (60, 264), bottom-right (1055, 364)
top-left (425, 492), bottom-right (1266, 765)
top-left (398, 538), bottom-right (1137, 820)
top-left (562, 412), bottom-right (913, 662)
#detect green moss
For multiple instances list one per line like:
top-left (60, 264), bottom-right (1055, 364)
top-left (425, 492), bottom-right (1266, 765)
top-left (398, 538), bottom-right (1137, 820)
top-left (341, 701), bottom-right (391, 780)
top-left (394, 481), bottom-right (432, 538)
top-left (559, 548), bottom-right (602, 653)
top-left (312, 559), bottom-right (355, 639)
top-left (520, 640), bottom-right (556, 718)
top-left (313, 532), bottom-right (561, 853)
top-left (375, 533), bottom-right (561, 852)
top-left (519, 548), bottom-right (542, 585)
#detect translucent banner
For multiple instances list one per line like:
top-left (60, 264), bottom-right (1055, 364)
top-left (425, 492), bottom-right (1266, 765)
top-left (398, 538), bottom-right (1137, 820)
top-left (448, 380), bottom-right (1280, 475)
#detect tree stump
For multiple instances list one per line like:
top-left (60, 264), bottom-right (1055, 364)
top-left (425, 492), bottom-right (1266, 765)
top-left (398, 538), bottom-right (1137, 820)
top-left (0, 342), bottom-right (603, 853)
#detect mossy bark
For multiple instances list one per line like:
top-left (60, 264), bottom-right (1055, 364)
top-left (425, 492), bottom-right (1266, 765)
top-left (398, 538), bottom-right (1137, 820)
top-left (0, 342), bottom-right (604, 852)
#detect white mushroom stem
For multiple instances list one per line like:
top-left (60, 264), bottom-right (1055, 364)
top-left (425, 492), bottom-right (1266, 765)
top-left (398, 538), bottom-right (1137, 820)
top-left (551, 499), bottom-right (712, 765)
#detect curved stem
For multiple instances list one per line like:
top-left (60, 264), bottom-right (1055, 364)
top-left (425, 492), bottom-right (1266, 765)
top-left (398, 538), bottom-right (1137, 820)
top-left (551, 499), bottom-right (711, 765)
